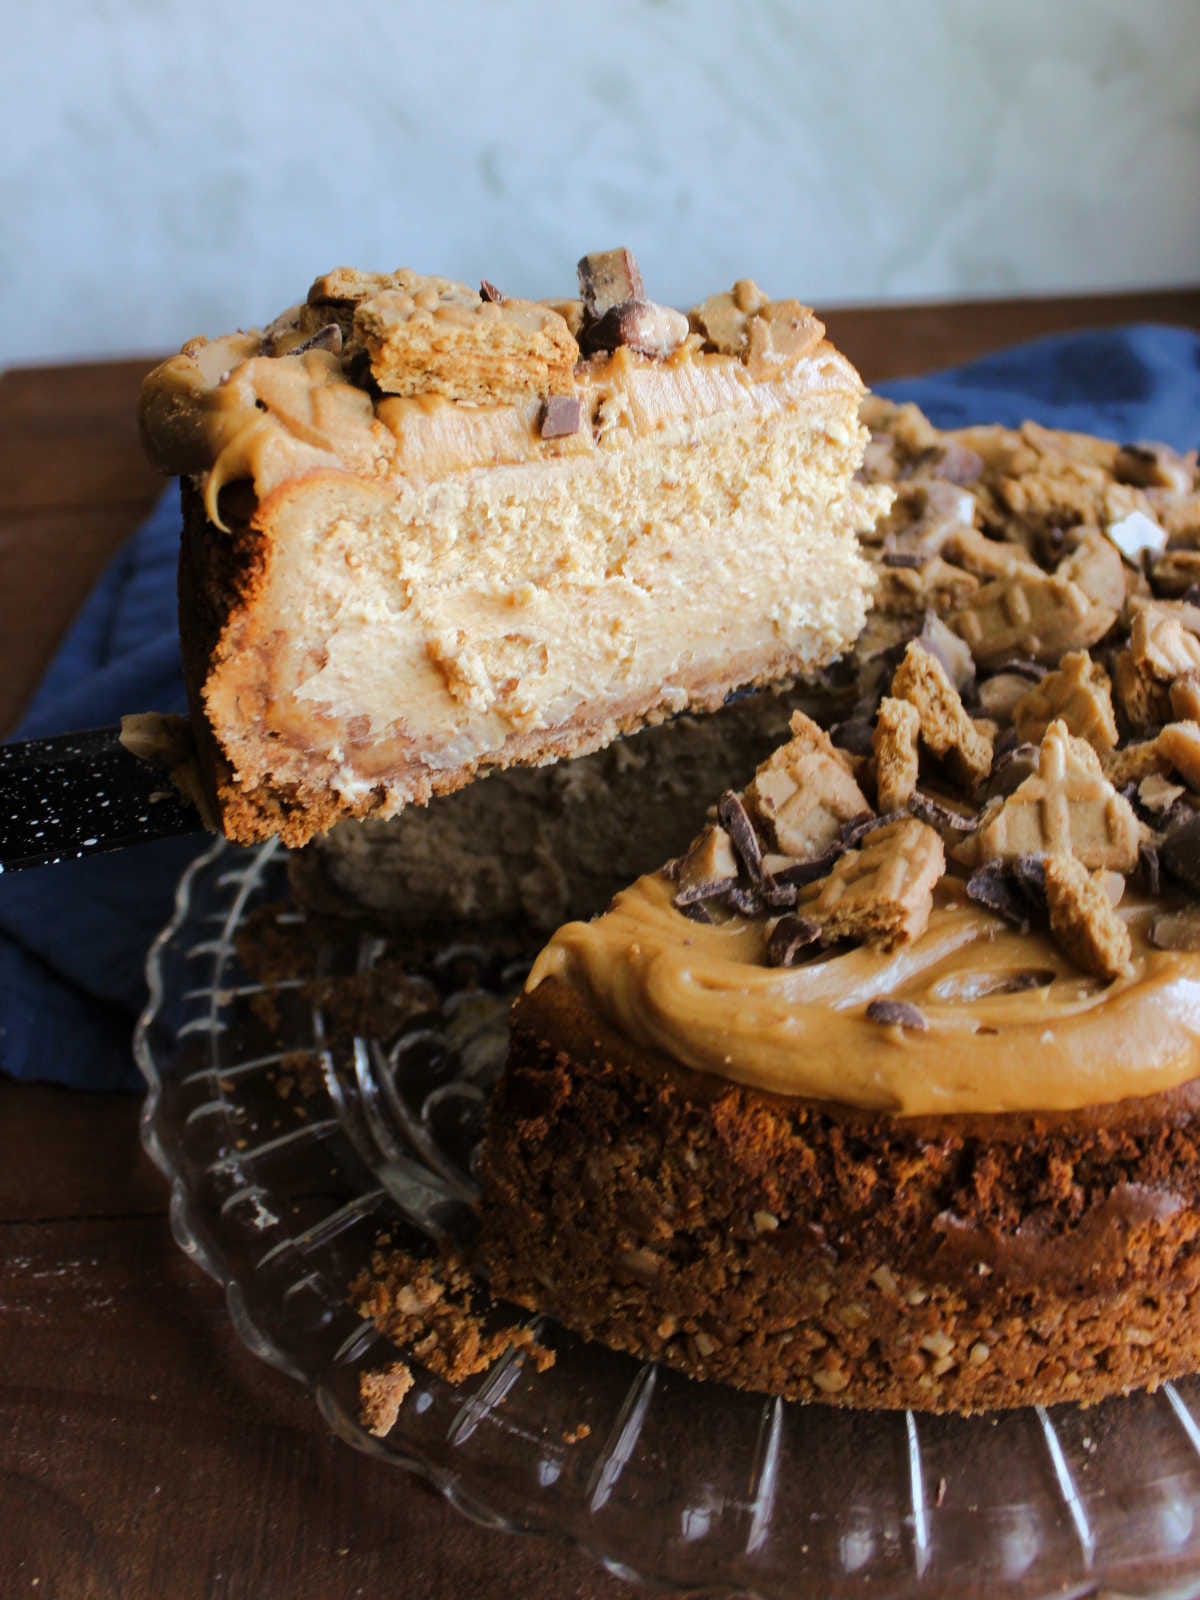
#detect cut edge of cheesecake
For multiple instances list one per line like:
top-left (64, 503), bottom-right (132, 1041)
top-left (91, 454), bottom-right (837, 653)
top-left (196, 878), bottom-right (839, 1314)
top-left (144, 253), bottom-right (890, 846)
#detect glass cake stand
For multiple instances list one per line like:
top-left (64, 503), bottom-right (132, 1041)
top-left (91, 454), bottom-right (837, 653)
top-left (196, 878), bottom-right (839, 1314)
top-left (137, 836), bottom-right (1200, 1599)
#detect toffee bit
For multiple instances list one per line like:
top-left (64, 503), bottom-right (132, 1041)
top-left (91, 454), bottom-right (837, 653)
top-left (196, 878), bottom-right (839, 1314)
top-left (865, 998), bottom-right (928, 1031)
top-left (717, 790), bottom-right (766, 882)
top-left (907, 790), bottom-right (981, 833)
top-left (765, 914), bottom-right (821, 968)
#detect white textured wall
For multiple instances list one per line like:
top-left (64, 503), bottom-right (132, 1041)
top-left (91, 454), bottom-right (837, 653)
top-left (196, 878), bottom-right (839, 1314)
top-left (6, 0), bottom-right (1199, 365)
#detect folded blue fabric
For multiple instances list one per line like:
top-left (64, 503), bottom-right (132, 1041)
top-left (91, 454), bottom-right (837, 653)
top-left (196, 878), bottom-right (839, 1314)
top-left (2, 323), bottom-right (1198, 1091)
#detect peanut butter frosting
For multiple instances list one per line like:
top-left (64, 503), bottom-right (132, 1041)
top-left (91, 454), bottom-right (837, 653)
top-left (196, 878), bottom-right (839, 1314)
top-left (526, 399), bottom-right (1200, 1119)
top-left (528, 870), bottom-right (1200, 1116)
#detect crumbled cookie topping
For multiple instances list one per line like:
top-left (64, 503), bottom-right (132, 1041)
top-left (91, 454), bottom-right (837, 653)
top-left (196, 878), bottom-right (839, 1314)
top-left (669, 399), bottom-right (1200, 986)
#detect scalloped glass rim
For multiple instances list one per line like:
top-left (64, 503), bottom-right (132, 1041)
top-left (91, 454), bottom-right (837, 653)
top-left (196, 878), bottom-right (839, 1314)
top-left (135, 836), bottom-right (1200, 1600)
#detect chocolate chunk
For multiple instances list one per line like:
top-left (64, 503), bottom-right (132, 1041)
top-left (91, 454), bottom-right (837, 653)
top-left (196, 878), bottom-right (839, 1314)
top-left (907, 790), bottom-right (980, 833)
top-left (479, 280), bottom-right (505, 304)
top-left (539, 394), bottom-right (583, 440)
top-left (1149, 911), bottom-right (1200, 951)
top-left (1162, 814), bottom-right (1200, 893)
top-left (577, 248), bottom-right (645, 318)
top-left (765, 914), bottom-right (821, 967)
top-left (717, 791), bottom-right (765, 883)
top-left (881, 550), bottom-right (926, 569)
top-left (865, 998), bottom-right (928, 1031)
top-left (578, 298), bottom-right (690, 359)
top-left (1010, 854), bottom-right (1048, 906)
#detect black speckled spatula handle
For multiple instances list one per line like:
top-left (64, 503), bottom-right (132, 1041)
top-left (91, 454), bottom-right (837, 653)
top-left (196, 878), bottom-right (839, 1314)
top-left (0, 727), bottom-right (202, 872)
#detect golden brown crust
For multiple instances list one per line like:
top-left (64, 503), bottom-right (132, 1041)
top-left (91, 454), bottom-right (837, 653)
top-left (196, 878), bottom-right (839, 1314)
top-left (477, 976), bottom-right (1200, 1412)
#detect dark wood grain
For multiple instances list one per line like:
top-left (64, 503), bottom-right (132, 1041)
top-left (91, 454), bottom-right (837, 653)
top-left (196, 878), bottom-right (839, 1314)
top-left (2, 288), bottom-right (1199, 1599)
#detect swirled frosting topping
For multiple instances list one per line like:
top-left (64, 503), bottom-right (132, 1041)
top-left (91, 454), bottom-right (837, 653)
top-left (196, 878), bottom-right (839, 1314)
top-left (528, 870), bottom-right (1200, 1116)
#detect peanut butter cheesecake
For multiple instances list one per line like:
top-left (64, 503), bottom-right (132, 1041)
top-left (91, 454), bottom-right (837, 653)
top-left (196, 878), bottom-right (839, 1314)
top-left (478, 404), bottom-right (1200, 1414)
top-left (139, 250), bottom-right (886, 847)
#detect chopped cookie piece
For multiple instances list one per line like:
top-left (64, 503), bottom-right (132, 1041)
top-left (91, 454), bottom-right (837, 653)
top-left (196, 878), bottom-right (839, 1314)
top-left (1058, 529), bottom-right (1129, 613)
top-left (873, 697), bottom-right (921, 812)
top-left (1130, 603), bottom-right (1200, 682)
top-left (745, 711), bottom-right (870, 860)
top-left (355, 279), bottom-right (578, 404)
top-left (689, 280), bottom-right (823, 373)
top-left (972, 720), bottom-right (1140, 872)
top-left (1042, 853), bottom-right (1132, 981)
top-left (805, 816), bottom-right (944, 949)
top-left (1011, 650), bottom-right (1118, 752)
top-left (1112, 647), bottom-right (1173, 733)
top-left (942, 524), bottom-right (1035, 579)
top-left (359, 1362), bottom-right (414, 1437)
top-left (1157, 722), bottom-right (1200, 790)
top-left (1170, 670), bottom-right (1200, 723)
top-left (949, 567), bottom-right (1116, 668)
top-left (890, 641), bottom-right (994, 787)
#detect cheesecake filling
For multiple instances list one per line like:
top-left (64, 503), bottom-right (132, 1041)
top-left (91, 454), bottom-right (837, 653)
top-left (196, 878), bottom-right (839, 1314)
top-left (528, 871), bottom-right (1200, 1116)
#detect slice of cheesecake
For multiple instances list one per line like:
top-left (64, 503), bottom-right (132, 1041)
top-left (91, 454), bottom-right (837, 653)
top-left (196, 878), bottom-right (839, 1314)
top-left (140, 250), bottom-right (887, 846)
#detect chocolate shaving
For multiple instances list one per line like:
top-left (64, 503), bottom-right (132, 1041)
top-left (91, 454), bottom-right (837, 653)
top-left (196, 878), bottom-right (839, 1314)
top-left (1010, 854), bottom-right (1048, 908)
top-left (539, 395), bottom-right (583, 440)
top-left (479, 280), bottom-right (505, 304)
top-left (271, 322), bottom-right (343, 358)
top-left (679, 900), bottom-right (715, 925)
top-left (840, 811), bottom-right (902, 850)
top-left (727, 884), bottom-right (765, 917)
top-left (717, 791), bottom-right (765, 883)
top-left (1162, 814), bottom-right (1200, 894)
top-left (907, 790), bottom-right (980, 833)
top-left (881, 550), bottom-right (926, 570)
top-left (865, 998), bottom-right (928, 1031)
top-left (986, 741), bottom-right (1040, 800)
top-left (765, 914), bottom-right (821, 968)
top-left (966, 857), bottom-right (1043, 934)
top-left (770, 847), bottom-right (843, 887)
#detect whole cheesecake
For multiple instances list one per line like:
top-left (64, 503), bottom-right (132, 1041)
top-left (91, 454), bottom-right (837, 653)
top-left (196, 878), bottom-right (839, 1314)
top-left (477, 402), bottom-right (1200, 1413)
top-left (139, 250), bottom-right (887, 846)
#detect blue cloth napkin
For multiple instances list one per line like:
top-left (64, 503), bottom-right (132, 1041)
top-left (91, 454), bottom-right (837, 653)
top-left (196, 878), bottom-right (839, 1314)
top-left (2, 323), bottom-right (1198, 1091)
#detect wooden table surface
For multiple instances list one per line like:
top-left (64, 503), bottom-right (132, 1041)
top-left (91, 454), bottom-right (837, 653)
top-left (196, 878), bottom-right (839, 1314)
top-left (2, 287), bottom-right (1199, 1599)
